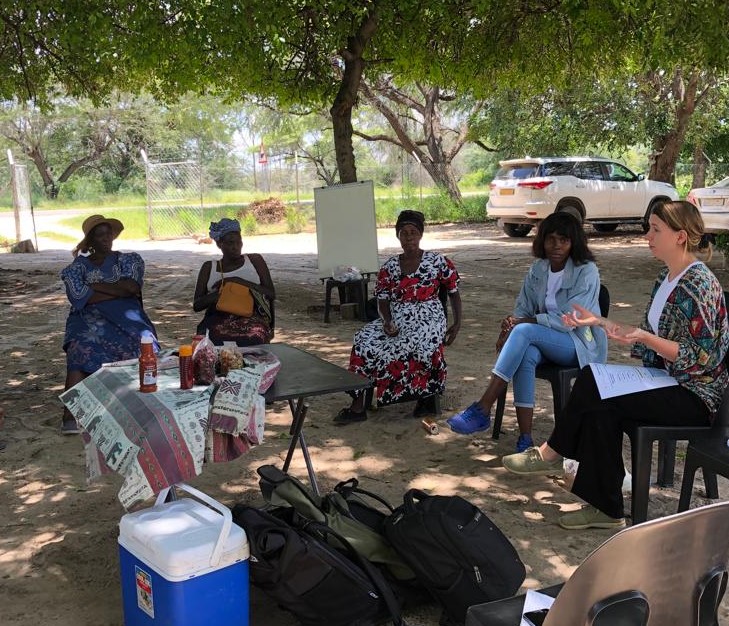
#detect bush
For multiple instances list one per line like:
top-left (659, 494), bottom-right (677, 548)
top-left (241, 213), bottom-right (258, 235)
top-left (285, 205), bottom-right (308, 234)
top-left (246, 197), bottom-right (287, 224)
top-left (374, 193), bottom-right (489, 227)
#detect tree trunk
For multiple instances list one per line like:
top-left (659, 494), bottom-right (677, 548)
top-left (422, 86), bottom-right (462, 204)
top-left (648, 70), bottom-right (699, 183)
top-left (26, 145), bottom-right (59, 199)
top-left (330, 10), bottom-right (378, 184)
top-left (422, 160), bottom-right (462, 203)
top-left (357, 80), bottom-right (470, 204)
top-left (692, 144), bottom-right (709, 189)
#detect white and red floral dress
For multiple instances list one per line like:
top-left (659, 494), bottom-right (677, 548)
top-left (349, 251), bottom-right (460, 406)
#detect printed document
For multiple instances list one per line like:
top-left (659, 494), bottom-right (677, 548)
top-left (589, 363), bottom-right (678, 399)
top-left (520, 589), bottom-right (555, 626)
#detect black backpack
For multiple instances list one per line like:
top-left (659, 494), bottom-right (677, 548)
top-left (383, 489), bottom-right (526, 624)
top-left (232, 503), bottom-right (404, 626)
top-left (257, 464), bottom-right (418, 584)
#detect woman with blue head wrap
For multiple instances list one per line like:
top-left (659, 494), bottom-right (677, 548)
top-left (193, 218), bottom-right (276, 345)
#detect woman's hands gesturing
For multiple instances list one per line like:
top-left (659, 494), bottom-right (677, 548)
top-left (562, 303), bottom-right (643, 345)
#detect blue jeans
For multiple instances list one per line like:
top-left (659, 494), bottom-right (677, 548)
top-left (493, 323), bottom-right (578, 408)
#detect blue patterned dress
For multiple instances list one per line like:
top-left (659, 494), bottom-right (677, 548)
top-left (61, 251), bottom-right (157, 373)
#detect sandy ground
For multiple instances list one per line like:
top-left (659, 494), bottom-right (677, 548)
top-left (1, 221), bottom-right (728, 625)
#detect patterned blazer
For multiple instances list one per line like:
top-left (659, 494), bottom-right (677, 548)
top-left (631, 262), bottom-right (728, 416)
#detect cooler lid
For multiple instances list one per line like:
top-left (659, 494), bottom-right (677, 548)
top-left (119, 498), bottom-right (249, 578)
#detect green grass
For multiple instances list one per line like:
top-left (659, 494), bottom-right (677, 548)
top-left (42, 193), bottom-right (490, 241)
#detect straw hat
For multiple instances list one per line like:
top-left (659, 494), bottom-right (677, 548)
top-left (74, 214), bottom-right (124, 255)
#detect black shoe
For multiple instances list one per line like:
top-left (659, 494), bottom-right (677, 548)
top-left (334, 407), bottom-right (368, 425)
top-left (413, 395), bottom-right (437, 418)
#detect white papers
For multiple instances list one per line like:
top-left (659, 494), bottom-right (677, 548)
top-left (589, 363), bottom-right (678, 399)
top-left (520, 589), bottom-right (555, 626)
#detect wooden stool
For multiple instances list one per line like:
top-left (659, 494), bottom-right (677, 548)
top-left (323, 277), bottom-right (369, 323)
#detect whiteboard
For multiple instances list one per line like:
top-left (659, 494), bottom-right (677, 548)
top-left (314, 180), bottom-right (380, 279)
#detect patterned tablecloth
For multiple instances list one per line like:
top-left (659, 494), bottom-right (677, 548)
top-left (59, 351), bottom-right (279, 509)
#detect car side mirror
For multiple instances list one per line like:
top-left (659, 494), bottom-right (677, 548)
top-left (637, 173), bottom-right (645, 181)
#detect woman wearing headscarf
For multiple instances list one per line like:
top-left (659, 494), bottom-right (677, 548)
top-left (193, 218), bottom-right (275, 345)
top-left (61, 214), bottom-right (158, 434)
top-left (335, 210), bottom-right (462, 424)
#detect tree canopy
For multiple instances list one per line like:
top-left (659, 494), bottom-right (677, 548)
top-left (2, 1), bottom-right (729, 186)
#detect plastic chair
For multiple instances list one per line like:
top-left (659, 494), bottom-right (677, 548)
top-left (466, 501), bottom-right (729, 626)
top-left (678, 438), bottom-right (727, 513)
top-left (677, 382), bottom-right (729, 512)
top-left (626, 290), bottom-right (729, 524)
top-left (323, 275), bottom-right (370, 323)
top-left (492, 284), bottom-right (610, 440)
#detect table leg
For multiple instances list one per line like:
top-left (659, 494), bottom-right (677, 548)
top-left (282, 398), bottom-right (321, 495)
top-left (297, 429), bottom-right (320, 496)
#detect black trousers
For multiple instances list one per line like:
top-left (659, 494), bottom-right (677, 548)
top-left (547, 366), bottom-right (710, 519)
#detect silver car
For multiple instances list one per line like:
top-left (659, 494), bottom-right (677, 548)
top-left (487, 157), bottom-right (679, 237)
top-left (687, 177), bottom-right (729, 234)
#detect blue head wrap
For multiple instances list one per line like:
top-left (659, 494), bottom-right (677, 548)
top-left (209, 218), bottom-right (241, 243)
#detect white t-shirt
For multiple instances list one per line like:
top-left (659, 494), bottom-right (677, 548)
top-left (207, 255), bottom-right (260, 291)
top-left (647, 262), bottom-right (699, 333)
top-left (545, 269), bottom-right (565, 315)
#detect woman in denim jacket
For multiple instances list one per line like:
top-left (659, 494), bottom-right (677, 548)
top-left (448, 212), bottom-right (607, 451)
top-left (502, 201), bottom-right (728, 531)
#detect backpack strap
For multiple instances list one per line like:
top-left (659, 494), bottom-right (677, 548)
top-left (335, 478), bottom-right (396, 513)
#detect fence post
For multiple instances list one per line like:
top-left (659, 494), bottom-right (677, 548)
top-left (295, 151), bottom-right (300, 208)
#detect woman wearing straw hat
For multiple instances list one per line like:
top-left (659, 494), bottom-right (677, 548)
top-left (60, 215), bottom-right (157, 434)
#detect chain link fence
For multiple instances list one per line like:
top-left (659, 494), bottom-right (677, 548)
top-left (142, 156), bottom-right (203, 239)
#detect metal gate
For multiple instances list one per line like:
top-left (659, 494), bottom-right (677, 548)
top-left (141, 151), bottom-right (203, 239)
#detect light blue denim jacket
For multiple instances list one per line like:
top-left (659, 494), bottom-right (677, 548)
top-left (513, 258), bottom-right (607, 367)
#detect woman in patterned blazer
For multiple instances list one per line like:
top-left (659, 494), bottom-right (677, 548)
top-left (502, 200), bottom-right (728, 531)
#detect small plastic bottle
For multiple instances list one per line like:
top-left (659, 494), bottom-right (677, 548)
top-left (179, 344), bottom-right (194, 390)
top-left (139, 334), bottom-right (158, 393)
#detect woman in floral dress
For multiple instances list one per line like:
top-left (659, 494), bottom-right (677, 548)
top-left (335, 210), bottom-right (462, 424)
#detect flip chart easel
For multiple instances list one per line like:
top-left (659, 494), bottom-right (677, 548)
top-left (314, 180), bottom-right (379, 279)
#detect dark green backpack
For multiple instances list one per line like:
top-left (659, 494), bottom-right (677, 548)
top-left (257, 464), bottom-right (417, 584)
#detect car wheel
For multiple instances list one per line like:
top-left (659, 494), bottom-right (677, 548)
top-left (502, 223), bottom-right (533, 238)
top-left (593, 224), bottom-right (619, 233)
top-left (556, 205), bottom-right (584, 224)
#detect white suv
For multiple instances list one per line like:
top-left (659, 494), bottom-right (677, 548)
top-left (487, 156), bottom-right (679, 237)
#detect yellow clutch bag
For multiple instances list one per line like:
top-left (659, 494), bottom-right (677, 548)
top-left (217, 277), bottom-right (254, 317)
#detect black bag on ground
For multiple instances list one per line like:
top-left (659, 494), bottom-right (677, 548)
top-left (257, 464), bottom-right (418, 584)
top-left (383, 489), bottom-right (526, 624)
top-left (232, 503), bottom-right (403, 626)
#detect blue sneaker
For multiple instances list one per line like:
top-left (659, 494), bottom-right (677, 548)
top-left (447, 403), bottom-right (491, 435)
top-left (516, 433), bottom-right (534, 453)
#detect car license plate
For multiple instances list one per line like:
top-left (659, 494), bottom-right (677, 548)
top-left (703, 197), bottom-right (725, 206)
top-left (500, 188), bottom-right (515, 195)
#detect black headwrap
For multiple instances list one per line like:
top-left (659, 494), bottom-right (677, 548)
top-left (395, 210), bottom-right (425, 235)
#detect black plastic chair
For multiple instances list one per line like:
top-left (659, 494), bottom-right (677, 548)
top-left (677, 383), bottom-right (729, 512)
top-left (678, 438), bottom-right (726, 513)
top-left (626, 290), bottom-right (729, 524)
top-left (466, 501), bottom-right (729, 626)
top-left (322, 275), bottom-right (370, 323)
top-left (492, 284), bottom-right (610, 440)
